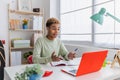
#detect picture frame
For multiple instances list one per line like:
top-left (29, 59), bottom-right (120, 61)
top-left (18, 0), bottom-right (32, 11)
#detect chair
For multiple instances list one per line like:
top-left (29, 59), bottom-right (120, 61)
top-left (0, 40), bottom-right (5, 80)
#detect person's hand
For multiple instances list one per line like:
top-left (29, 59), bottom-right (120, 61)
top-left (68, 52), bottom-right (76, 60)
top-left (51, 51), bottom-right (61, 62)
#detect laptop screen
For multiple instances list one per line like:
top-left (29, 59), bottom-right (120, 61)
top-left (61, 50), bottom-right (108, 77)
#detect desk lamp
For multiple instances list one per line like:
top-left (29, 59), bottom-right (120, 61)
top-left (90, 8), bottom-right (120, 25)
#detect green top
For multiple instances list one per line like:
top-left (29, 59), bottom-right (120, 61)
top-left (33, 36), bottom-right (69, 64)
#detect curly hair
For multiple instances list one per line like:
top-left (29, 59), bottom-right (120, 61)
top-left (46, 18), bottom-right (60, 27)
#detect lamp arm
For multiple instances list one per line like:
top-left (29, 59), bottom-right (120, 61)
top-left (106, 12), bottom-right (120, 23)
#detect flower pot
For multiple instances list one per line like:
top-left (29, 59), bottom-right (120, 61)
top-left (29, 74), bottom-right (41, 80)
top-left (23, 24), bottom-right (28, 29)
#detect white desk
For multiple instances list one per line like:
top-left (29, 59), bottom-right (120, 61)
top-left (4, 62), bottom-right (120, 80)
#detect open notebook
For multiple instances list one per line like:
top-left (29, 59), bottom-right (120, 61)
top-left (50, 58), bottom-right (80, 67)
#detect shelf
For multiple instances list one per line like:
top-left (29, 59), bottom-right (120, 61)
top-left (9, 29), bottom-right (43, 33)
top-left (11, 46), bottom-right (34, 50)
top-left (9, 9), bottom-right (43, 16)
top-left (8, 5), bottom-right (44, 66)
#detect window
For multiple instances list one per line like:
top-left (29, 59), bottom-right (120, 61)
top-left (60, 0), bottom-right (92, 41)
top-left (60, 0), bottom-right (120, 48)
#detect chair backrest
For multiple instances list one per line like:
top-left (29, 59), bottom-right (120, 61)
top-left (0, 40), bottom-right (5, 80)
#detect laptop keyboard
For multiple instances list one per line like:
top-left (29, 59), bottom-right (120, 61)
top-left (69, 70), bottom-right (77, 74)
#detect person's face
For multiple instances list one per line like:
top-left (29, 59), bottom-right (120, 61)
top-left (47, 23), bottom-right (60, 39)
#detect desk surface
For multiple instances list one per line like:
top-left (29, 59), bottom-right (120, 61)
top-left (4, 59), bottom-right (120, 80)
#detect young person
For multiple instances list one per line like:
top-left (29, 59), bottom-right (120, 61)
top-left (33, 18), bottom-right (75, 64)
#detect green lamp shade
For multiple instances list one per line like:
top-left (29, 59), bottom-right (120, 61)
top-left (90, 8), bottom-right (106, 25)
top-left (90, 8), bottom-right (120, 25)
top-left (90, 13), bottom-right (103, 25)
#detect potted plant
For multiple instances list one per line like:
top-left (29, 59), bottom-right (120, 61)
top-left (23, 51), bottom-right (33, 64)
top-left (15, 64), bottom-right (44, 80)
top-left (23, 51), bottom-right (33, 60)
top-left (22, 19), bottom-right (28, 29)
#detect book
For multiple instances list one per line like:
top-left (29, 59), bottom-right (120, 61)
top-left (11, 51), bottom-right (21, 66)
top-left (50, 58), bottom-right (80, 67)
top-left (33, 16), bottom-right (43, 30)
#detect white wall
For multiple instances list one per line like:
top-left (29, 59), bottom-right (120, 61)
top-left (0, 0), bottom-right (10, 66)
top-left (32, 0), bottom-right (50, 22)
top-left (50, 0), bottom-right (60, 19)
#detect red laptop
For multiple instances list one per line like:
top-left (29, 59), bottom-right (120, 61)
top-left (61, 50), bottom-right (108, 76)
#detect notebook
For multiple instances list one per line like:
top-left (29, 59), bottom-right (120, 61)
top-left (61, 50), bottom-right (108, 76)
top-left (50, 58), bottom-right (80, 66)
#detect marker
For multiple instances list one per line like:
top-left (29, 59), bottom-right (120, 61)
top-left (74, 48), bottom-right (78, 55)
top-left (73, 48), bottom-right (78, 57)
top-left (74, 48), bottom-right (78, 52)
